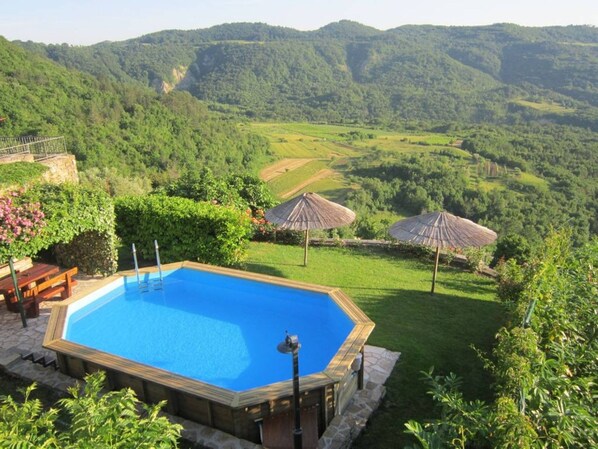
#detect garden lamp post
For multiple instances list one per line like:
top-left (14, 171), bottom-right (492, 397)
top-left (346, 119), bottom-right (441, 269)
top-left (277, 332), bottom-right (302, 449)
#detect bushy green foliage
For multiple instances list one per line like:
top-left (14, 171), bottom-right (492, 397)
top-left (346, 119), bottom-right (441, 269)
top-left (492, 234), bottom-right (532, 266)
top-left (115, 195), bottom-right (251, 266)
top-left (404, 371), bottom-right (492, 449)
top-left (0, 162), bottom-right (48, 188)
top-left (405, 232), bottom-right (598, 449)
top-left (79, 167), bottom-right (153, 197)
top-left (462, 246), bottom-right (491, 273)
top-left (0, 371), bottom-right (182, 448)
top-left (19, 183), bottom-right (118, 274)
top-left (159, 168), bottom-right (277, 213)
top-left (54, 230), bottom-right (118, 276)
top-left (495, 258), bottom-right (527, 304)
top-left (351, 216), bottom-right (391, 240)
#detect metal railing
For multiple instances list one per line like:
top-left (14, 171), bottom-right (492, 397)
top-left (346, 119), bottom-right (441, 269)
top-left (0, 136), bottom-right (67, 159)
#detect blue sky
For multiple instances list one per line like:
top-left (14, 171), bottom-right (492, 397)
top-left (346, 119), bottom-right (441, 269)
top-left (1, 0), bottom-right (597, 45)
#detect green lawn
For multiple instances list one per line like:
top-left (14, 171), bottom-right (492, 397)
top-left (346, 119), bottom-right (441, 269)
top-left (244, 242), bottom-right (505, 447)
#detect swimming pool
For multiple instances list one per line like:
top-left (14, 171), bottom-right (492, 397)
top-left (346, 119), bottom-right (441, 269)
top-left (44, 261), bottom-right (374, 442)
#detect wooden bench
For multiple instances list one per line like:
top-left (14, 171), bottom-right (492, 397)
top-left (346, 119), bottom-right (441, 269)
top-left (21, 267), bottom-right (78, 318)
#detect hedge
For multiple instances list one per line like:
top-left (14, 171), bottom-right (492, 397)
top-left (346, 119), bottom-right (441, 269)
top-left (115, 195), bottom-right (252, 267)
top-left (20, 183), bottom-right (118, 275)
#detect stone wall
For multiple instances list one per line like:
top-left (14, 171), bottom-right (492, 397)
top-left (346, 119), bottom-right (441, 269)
top-left (39, 154), bottom-right (79, 184)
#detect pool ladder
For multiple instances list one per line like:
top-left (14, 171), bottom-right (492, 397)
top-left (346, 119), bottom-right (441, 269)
top-left (132, 240), bottom-right (163, 292)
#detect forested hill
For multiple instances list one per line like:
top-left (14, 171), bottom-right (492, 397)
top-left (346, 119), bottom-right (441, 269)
top-left (0, 37), bottom-right (269, 180)
top-left (18, 22), bottom-right (598, 125)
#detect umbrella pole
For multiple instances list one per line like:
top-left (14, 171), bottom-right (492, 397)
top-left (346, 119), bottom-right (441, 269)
top-left (431, 246), bottom-right (441, 294)
top-left (303, 229), bottom-right (309, 266)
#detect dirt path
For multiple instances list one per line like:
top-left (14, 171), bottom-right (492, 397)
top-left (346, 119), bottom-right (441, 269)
top-left (259, 158), bottom-right (316, 182)
top-left (280, 169), bottom-right (335, 198)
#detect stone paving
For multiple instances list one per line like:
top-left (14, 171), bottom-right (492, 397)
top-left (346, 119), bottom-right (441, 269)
top-left (0, 274), bottom-right (400, 449)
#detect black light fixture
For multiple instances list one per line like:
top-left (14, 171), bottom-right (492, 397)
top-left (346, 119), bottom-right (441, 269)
top-left (277, 332), bottom-right (302, 449)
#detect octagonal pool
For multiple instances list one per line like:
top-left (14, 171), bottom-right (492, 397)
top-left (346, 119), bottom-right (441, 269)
top-left (44, 261), bottom-right (374, 443)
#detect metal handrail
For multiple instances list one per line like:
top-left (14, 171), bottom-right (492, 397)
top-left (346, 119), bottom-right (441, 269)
top-left (131, 241), bottom-right (163, 292)
top-left (0, 136), bottom-right (67, 158)
top-left (154, 240), bottom-right (163, 290)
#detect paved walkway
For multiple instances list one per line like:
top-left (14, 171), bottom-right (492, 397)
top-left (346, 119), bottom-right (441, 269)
top-left (0, 275), bottom-right (400, 449)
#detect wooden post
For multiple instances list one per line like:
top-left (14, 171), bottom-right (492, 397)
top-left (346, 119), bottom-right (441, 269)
top-left (431, 246), bottom-right (441, 294)
top-left (303, 229), bottom-right (309, 267)
top-left (8, 257), bottom-right (27, 328)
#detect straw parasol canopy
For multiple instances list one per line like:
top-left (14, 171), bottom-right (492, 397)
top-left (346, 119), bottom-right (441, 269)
top-left (389, 211), bottom-right (497, 293)
top-left (265, 192), bottom-right (356, 266)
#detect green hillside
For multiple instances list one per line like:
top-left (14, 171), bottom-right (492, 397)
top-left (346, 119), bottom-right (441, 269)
top-left (0, 37), bottom-right (269, 181)
top-left (23, 22), bottom-right (598, 126)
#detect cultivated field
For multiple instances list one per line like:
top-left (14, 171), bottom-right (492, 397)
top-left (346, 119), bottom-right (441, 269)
top-left (245, 122), bottom-right (547, 205)
top-left (511, 98), bottom-right (576, 114)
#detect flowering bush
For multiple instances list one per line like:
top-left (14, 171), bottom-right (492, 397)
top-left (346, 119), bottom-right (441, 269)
top-left (0, 190), bottom-right (45, 262)
top-left (246, 208), bottom-right (274, 237)
top-left (247, 208), bottom-right (304, 244)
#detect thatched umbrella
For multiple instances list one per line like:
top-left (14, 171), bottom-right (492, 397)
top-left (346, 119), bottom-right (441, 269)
top-left (389, 211), bottom-right (497, 293)
top-left (265, 192), bottom-right (356, 266)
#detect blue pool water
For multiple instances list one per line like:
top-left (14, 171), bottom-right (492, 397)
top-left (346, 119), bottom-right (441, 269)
top-left (65, 268), bottom-right (354, 391)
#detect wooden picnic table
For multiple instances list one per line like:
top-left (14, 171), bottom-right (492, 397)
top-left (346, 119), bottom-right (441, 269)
top-left (0, 263), bottom-right (77, 317)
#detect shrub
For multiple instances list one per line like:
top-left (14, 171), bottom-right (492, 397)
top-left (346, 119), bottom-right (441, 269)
top-left (54, 230), bottom-right (118, 275)
top-left (22, 183), bottom-right (118, 275)
top-left (159, 168), bottom-right (277, 213)
top-left (353, 216), bottom-right (390, 240)
top-left (495, 258), bottom-right (526, 304)
top-left (115, 195), bottom-right (251, 266)
top-left (0, 371), bottom-right (182, 448)
top-left (462, 246), bottom-right (491, 273)
top-left (79, 167), bottom-right (153, 197)
top-left (492, 234), bottom-right (532, 266)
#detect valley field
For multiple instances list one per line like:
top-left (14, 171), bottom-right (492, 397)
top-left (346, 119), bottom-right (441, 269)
top-left (247, 122), bottom-right (547, 202)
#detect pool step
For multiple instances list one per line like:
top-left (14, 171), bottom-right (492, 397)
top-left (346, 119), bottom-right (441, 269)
top-left (20, 351), bottom-right (58, 370)
top-left (137, 279), bottom-right (162, 292)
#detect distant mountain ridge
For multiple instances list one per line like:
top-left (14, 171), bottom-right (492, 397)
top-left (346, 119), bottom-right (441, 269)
top-left (14, 21), bottom-right (598, 126)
